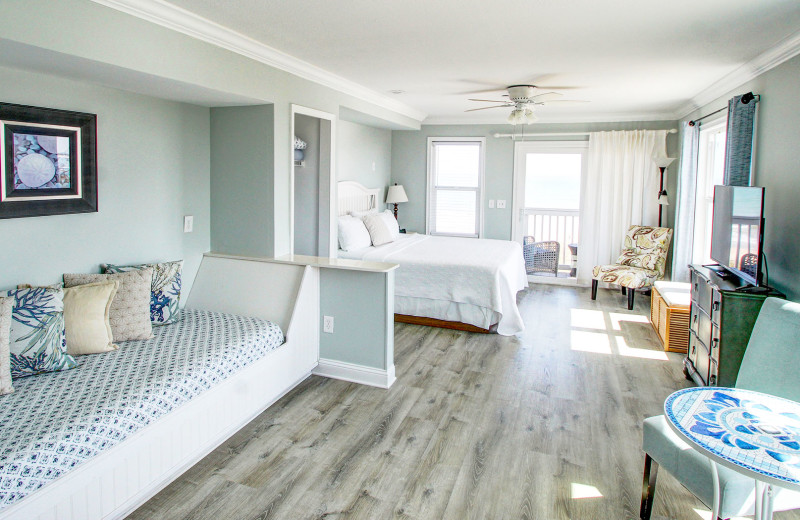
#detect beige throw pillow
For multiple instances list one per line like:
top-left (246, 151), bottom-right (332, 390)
top-left (64, 268), bottom-right (154, 342)
top-left (63, 281), bottom-right (120, 355)
top-left (0, 297), bottom-right (13, 395)
top-left (363, 211), bottom-right (399, 246)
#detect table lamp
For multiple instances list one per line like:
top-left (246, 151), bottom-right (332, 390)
top-left (385, 183), bottom-right (408, 220)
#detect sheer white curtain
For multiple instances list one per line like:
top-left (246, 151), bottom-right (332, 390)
top-left (576, 129), bottom-right (667, 284)
top-left (671, 122), bottom-right (700, 282)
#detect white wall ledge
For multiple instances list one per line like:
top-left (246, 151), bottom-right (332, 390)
top-left (205, 251), bottom-right (398, 273)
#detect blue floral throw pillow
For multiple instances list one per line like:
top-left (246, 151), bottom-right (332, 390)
top-left (4, 287), bottom-right (77, 378)
top-left (103, 260), bottom-right (183, 326)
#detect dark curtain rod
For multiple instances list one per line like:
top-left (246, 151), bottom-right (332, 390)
top-left (688, 92), bottom-right (759, 127)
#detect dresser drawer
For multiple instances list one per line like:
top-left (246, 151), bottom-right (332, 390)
top-left (708, 359), bottom-right (719, 386)
top-left (711, 289), bottom-right (722, 326)
top-left (691, 271), bottom-right (713, 313)
top-left (710, 323), bottom-right (721, 362)
top-left (691, 334), bottom-right (710, 385)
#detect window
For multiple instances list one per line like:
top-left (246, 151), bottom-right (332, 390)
top-left (427, 138), bottom-right (484, 237)
top-left (692, 118), bottom-right (727, 264)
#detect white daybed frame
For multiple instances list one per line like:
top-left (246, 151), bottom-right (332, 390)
top-left (0, 254), bottom-right (320, 520)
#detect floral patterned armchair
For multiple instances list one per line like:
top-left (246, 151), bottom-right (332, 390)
top-left (590, 225), bottom-right (673, 310)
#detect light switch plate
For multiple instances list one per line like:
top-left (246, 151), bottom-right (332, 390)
top-left (488, 199), bottom-right (495, 208)
top-left (183, 215), bottom-right (194, 233)
top-left (497, 200), bottom-right (507, 209)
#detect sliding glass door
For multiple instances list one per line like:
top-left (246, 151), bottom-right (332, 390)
top-left (513, 142), bottom-right (588, 279)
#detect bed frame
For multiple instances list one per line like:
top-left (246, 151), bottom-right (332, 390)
top-left (0, 254), bottom-right (320, 520)
top-left (337, 180), bottom-right (495, 334)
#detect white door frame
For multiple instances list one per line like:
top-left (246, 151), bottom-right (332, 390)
top-left (511, 140), bottom-right (589, 244)
top-left (289, 104), bottom-right (337, 257)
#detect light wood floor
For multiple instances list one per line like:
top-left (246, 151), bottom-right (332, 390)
top-left (130, 286), bottom-right (800, 520)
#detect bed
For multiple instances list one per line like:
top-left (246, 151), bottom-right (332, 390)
top-left (0, 309), bottom-right (284, 512)
top-left (337, 181), bottom-right (527, 335)
top-left (0, 255), bottom-right (319, 520)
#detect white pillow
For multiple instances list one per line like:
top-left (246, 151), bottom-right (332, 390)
top-left (350, 208), bottom-right (379, 219)
top-left (381, 209), bottom-right (401, 239)
top-left (363, 211), bottom-right (400, 246)
top-left (338, 216), bottom-right (372, 251)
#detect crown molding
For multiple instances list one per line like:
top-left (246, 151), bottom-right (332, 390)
top-left (423, 111), bottom-right (676, 126)
top-left (89, 0), bottom-right (427, 122)
top-left (675, 29), bottom-right (800, 120)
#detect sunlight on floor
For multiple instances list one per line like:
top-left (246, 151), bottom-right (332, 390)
top-left (693, 508), bottom-right (748, 520)
top-left (570, 330), bottom-right (612, 354)
top-left (571, 482), bottom-right (603, 499)
top-left (570, 309), bottom-right (606, 330)
top-left (616, 336), bottom-right (669, 361)
top-left (608, 312), bottom-right (649, 331)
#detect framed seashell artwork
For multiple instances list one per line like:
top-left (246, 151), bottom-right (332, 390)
top-left (0, 102), bottom-right (97, 218)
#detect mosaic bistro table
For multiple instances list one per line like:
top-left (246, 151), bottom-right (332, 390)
top-left (665, 387), bottom-right (800, 520)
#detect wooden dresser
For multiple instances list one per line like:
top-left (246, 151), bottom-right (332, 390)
top-left (685, 264), bottom-right (784, 387)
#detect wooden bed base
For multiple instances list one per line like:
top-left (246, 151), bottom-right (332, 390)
top-left (394, 313), bottom-right (491, 334)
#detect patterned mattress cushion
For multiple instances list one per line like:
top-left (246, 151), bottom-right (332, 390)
top-left (592, 264), bottom-right (659, 289)
top-left (0, 309), bottom-right (284, 511)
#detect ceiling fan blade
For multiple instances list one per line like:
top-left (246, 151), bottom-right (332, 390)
top-left (464, 105), bottom-right (511, 112)
top-left (530, 92), bottom-right (563, 102)
top-left (468, 98), bottom-right (509, 103)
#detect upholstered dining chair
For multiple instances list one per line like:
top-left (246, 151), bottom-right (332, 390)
top-left (639, 297), bottom-right (800, 520)
top-left (591, 225), bottom-right (673, 310)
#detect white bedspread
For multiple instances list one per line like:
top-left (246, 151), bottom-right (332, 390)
top-left (340, 234), bottom-right (527, 335)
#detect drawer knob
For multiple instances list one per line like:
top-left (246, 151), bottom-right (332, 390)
top-left (712, 301), bottom-right (720, 311)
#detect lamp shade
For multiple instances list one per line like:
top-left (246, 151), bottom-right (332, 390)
top-left (653, 156), bottom-right (676, 169)
top-left (658, 192), bottom-right (669, 205)
top-left (386, 184), bottom-right (408, 204)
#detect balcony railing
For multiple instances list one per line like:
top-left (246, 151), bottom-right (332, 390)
top-left (524, 208), bottom-right (580, 268)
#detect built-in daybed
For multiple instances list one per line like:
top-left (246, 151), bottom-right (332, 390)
top-left (0, 255), bottom-right (320, 520)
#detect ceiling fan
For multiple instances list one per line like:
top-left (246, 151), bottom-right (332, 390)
top-left (466, 85), bottom-right (587, 124)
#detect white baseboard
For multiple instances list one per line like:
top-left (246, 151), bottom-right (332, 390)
top-left (314, 358), bottom-right (396, 389)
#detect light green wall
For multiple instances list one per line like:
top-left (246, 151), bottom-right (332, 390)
top-left (681, 54), bottom-right (800, 299)
top-left (319, 269), bottom-right (393, 369)
top-left (391, 122), bottom-right (680, 239)
top-left (0, 65), bottom-right (210, 295)
top-left (0, 0), bottom-right (420, 259)
top-left (338, 120), bottom-right (393, 206)
top-left (210, 105), bottom-right (274, 257)
top-left (294, 114), bottom-right (321, 256)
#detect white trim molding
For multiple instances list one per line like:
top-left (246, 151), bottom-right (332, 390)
top-left (89, 0), bottom-right (427, 122)
top-left (676, 29), bottom-right (800, 119)
top-left (314, 358), bottom-right (396, 389)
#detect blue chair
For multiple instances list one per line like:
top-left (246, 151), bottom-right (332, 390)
top-left (640, 297), bottom-right (800, 519)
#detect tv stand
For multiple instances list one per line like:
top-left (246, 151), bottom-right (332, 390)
top-left (702, 264), bottom-right (733, 279)
top-left (685, 264), bottom-right (785, 387)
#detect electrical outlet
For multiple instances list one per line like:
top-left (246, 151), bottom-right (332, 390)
top-left (323, 315), bottom-right (334, 334)
top-left (183, 215), bottom-right (193, 233)
top-left (497, 200), bottom-right (507, 209)
top-left (488, 199), bottom-right (495, 208)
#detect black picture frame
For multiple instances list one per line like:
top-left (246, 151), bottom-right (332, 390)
top-left (0, 103), bottom-right (97, 219)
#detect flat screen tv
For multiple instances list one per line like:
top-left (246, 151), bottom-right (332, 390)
top-left (710, 185), bottom-right (765, 286)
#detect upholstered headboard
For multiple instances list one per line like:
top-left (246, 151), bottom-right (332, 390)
top-left (338, 181), bottom-right (381, 216)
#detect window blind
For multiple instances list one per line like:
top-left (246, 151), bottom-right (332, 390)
top-left (428, 140), bottom-right (483, 237)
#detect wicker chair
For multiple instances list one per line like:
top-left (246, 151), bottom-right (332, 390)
top-left (523, 236), bottom-right (560, 277)
top-left (740, 253), bottom-right (758, 278)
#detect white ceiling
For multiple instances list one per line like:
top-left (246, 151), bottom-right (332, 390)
top-left (126, 0), bottom-right (800, 123)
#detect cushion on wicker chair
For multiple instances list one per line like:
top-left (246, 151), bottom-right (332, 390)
top-left (591, 264), bottom-right (660, 290)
